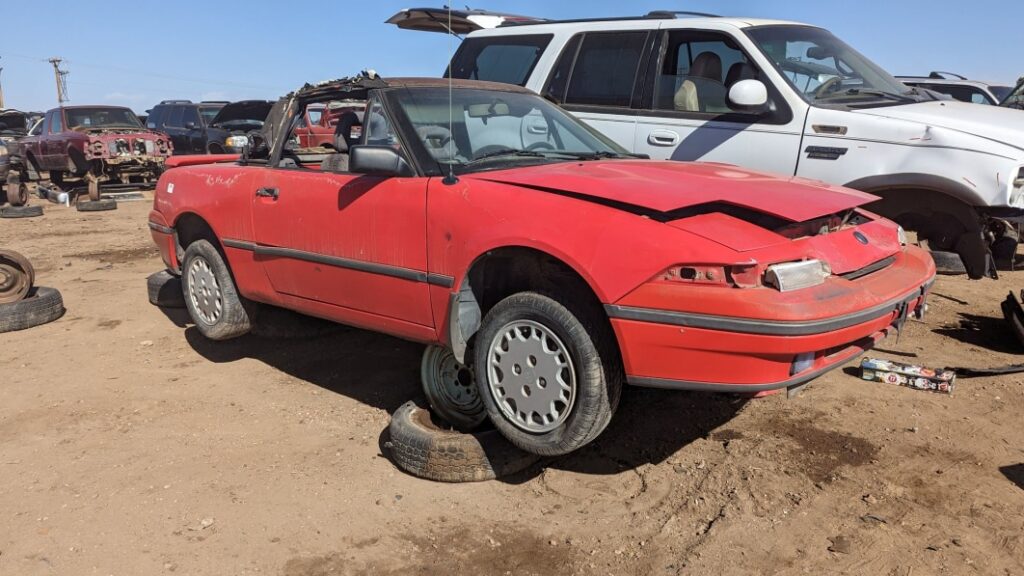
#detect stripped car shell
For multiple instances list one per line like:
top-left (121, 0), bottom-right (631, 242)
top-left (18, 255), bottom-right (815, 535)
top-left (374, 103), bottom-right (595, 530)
top-left (149, 76), bottom-right (934, 452)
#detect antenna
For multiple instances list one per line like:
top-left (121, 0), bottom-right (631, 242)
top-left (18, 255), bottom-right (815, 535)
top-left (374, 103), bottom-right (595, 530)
top-left (442, 5), bottom-right (459, 185)
top-left (48, 57), bottom-right (70, 104)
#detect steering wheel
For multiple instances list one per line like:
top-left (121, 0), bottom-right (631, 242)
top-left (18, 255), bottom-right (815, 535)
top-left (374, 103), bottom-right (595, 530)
top-left (526, 142), bottom-right (554, 152)
top-left (814, 76), bottom-right (844, 99)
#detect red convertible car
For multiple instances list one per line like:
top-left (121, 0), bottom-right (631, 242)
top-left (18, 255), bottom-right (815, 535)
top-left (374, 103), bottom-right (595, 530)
top-left (149, 76), bottom-right (934, 456)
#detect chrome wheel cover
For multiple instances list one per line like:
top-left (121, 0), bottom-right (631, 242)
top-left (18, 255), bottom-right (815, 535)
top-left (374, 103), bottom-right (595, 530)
top-left (187, 256), bottom-right (223, 325)
top-left (486, 320), bottom-right (576, 433)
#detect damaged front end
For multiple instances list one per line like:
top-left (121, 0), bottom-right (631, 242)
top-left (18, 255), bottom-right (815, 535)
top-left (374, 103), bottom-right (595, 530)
top-left (77, 129), bottom-right (172, 183)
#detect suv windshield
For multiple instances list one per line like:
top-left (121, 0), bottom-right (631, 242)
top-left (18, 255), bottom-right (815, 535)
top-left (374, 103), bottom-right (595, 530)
top-left (65, 107), bottom-right (143, 130)
top-left (199, 105), bottom-right (223, 125)
top-left (1002, 83), bottom-right (1024, 109)
top-left (746, 25), bottom-right (922, 106)
top-left (393, 88), bottom-right (632, 174)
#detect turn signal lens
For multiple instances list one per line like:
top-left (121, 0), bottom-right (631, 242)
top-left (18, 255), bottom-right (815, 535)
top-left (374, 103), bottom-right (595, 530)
top-left (764, 260), bottom-right (831, 292)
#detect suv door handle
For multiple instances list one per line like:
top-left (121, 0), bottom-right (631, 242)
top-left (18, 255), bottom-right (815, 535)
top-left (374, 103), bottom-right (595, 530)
top-left (255, 187), bottom-right (279, 200)
top-left (648, 130), bottom-right (680, 147)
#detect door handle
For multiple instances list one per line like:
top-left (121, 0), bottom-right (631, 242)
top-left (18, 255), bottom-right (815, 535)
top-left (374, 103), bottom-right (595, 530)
top-left (255, 187), bottom-right (279, 200)
top-left (648, 130), bottom-right (680, 147)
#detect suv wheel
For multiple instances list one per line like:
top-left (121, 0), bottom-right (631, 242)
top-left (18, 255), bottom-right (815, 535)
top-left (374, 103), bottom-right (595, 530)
top-left (181, 239), bottom-right (253, 340)
top-left (474, 292), bottom-right (621, 456)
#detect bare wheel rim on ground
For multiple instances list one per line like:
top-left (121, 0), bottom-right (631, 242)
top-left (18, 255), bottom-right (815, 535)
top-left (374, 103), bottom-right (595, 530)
top-left (421, 345), bottom-right (486, 429)
top-left (487, 319), bottom-right (577, 433)
top-left (0, 249), bottom-right (35, 304)
top-left (187, 256), bottom-right (223, 325)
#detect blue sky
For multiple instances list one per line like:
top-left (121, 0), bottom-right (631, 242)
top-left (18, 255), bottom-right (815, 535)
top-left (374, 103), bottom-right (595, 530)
top-left (1, 1), bottom-right (1020, 112)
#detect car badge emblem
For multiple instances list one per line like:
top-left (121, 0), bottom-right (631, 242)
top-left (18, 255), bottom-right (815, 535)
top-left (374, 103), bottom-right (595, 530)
top-left (854, 231), bottom-right (869, 245)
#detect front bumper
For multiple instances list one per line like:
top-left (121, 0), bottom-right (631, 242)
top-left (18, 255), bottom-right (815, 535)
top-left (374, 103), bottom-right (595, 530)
top-left (608, 247), bottom-right (935, 392)
top-left (149, 211), bottom-right (179, 274)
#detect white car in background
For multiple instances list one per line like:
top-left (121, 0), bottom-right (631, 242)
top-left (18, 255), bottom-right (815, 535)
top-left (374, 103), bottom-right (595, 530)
top-left (391, 8), bottom-right (1024, 276)
top-left (897, 72), bottom-right (1013, 106)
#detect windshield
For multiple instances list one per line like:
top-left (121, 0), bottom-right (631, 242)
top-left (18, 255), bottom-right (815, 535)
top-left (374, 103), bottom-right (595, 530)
top-left (199, 105), bottom-right (223, 125)
top-left (746, 25), bottom-right (920, 106)
top-left (65, 107), bottom-right (143, 130)
top-left (990, 86), bottom-right (1013, 102)
top-left (1003, 83), bottom-right (1024, 109)
top-left (392, 88), bottom-right (632, 175)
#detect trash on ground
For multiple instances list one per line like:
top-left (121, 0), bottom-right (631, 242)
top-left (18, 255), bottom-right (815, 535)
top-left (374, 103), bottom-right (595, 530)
top-left (860, 357), bottom-right (955, 394)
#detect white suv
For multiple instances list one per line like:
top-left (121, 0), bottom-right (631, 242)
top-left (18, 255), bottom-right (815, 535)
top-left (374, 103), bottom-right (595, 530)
top-left (390, 8), bottom-right (1024, 276)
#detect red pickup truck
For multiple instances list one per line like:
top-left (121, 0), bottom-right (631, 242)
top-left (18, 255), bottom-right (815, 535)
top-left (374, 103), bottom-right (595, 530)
top-left (20, 105), bottom-right (171, 197)
top-left (149, 76), bottom-right (934, 456)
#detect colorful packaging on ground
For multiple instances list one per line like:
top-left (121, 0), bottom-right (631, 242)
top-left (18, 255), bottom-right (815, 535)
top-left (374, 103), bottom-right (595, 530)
top-left (860, 357), bottom-right (955, 394)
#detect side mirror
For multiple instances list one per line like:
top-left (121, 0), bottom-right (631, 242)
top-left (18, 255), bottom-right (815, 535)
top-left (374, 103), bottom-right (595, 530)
top-left (184, 121), bottom-right (198, 130)
top-left (349, 145), bottom-right (414, 177)
top-left (727, 79), bottom-right (769, 113)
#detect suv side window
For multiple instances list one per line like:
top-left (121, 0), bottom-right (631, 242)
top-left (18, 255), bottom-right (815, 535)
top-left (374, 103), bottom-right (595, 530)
top-left (559, 32), bottom-right (648, 108)
top-left (147, 106), bottom-right (165, 129)
top-left (182, 106), bottom-right (201, 128)
top-left (652, 31), bottom-right (758, 114)
top-left (167, 106), bottom-right (185, 128)
top-left (448, 34), bottom-right (552, 86)
top-left (50, 110), bottom-right (63, 133)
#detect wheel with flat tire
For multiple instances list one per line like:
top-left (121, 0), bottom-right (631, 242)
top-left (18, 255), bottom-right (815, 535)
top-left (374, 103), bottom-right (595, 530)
top-left (474, 292), bottom-right (622, 456)
top-left (76, 199), bottom-right (117, 212)
top-left (421, 345), bottom-right (486, 431)
top-left (0, 205), bottom-right (43, 218)
top-left (0, 286), bottom-right (65, 334)
top-left (387, 401), bottom-right (540, 483)
top-left (147, 270), bottom-right (185, 308)
top-left (181, 239), bottom-right (252, 340)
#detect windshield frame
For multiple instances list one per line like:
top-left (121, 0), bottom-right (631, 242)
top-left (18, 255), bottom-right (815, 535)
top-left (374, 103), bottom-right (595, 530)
top-left (64, 106), bottom-right (144, 130)
top-left (384, 85), bottom-right (633, 177)
top-left (743, 24), bottom-right (921, 109)
top-left (1001, 83), bottom-right (1024, 109)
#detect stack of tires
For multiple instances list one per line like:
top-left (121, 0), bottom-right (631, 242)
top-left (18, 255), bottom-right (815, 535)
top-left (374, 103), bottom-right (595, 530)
top-left (1, 173), bottom-right (42, 219)
top-left (0, 250), bottom-right (64, 334)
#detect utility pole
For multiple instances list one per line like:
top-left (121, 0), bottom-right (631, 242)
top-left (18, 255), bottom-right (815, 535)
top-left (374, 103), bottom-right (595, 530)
top-left (0, 56), bottom-right (5, 109)
top-left (48, 57), bottom-right (69, 104)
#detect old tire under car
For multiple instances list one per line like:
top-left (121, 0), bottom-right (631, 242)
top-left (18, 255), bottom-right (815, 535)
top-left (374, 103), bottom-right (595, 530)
top-left (929, 250), bottom-right (968, 276)
top-left (0, 286), bottom-right (65, 334)
top-left (181, 239), bottom-right (253, 340)
top-left (474, 292), bottom-right (622, 457)
top-left (387, 401), bottom-right (540, 483)
top-left (0, 205), bottom-right (43, 218)
top-left (5, 175), bottom-right (29, 207)
top-left (147, 270), bottom-right (186, 308)
top-left (76, 199), bottom-right (117, 212)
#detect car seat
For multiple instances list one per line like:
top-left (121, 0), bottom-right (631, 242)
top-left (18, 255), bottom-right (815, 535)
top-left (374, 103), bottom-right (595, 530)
top-left (320, 111), bottom-right (361, 173)
top-left (674, 52), bottom-right (724, 112)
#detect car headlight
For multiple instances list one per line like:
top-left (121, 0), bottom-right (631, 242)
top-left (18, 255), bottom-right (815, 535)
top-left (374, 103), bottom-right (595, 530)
top-left (1010, 166), bottom-right (1024, 206)
top-left (897, 225), bottom-right (908, 246)
top-left (764, 259), bottom-right (831, 292)
top-left (225, 135), bottom-right (249, 148)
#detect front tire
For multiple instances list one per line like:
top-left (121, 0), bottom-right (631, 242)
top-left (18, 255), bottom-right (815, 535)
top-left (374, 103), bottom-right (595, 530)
top-left (474, 292), bottom-right (621, 456)
top-left (181, 239), bottom-right (252, 340)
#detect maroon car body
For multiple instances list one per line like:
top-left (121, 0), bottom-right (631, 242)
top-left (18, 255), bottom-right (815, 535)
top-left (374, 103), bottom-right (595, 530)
top-left (19, 105), bottom-right (172, 186)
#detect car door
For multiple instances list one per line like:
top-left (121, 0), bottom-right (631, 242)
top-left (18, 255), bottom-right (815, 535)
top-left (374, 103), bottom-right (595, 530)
top-left (43, 110), bottom-right (65, 171)
top-left (631, 27), bottom-right (804, 174)
top-left (181, 106), bottom-right (204, 153)
top-left (163, 106), bottom-right (187, 154)
top-left (249, 96), bottom-right (433, 328)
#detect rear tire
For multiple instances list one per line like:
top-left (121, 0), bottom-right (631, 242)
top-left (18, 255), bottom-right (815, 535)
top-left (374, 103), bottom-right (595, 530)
top-left (181, 239), bottom-right (252, 340)
top-left (474, 292), bottom-right (621, 456)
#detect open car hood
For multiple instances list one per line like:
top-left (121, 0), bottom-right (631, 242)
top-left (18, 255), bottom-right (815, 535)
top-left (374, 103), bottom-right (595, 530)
top-left (474, 161), bottom-right (878, 223)
top-left (0, 109), bottom-right (28, 136)
top-left (385, 7), bottom-right (546, 34)
top-left (210, 100), bottom-right (273, 127)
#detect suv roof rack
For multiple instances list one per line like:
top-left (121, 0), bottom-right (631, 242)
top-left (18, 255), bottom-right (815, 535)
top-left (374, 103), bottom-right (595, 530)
top-left (159, 99), bottom-right (193, 105)
top-left (645, 10), bottom-right (722, 18)
top-left (929, 71), bottom-right (968, 80)
top-left (499, 9), bottom-right (720, 27)
top-left (200, 100), bottom-right (230, 104)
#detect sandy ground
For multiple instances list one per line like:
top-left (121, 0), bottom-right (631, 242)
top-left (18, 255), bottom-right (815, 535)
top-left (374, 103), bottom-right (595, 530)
top-left (0, 195), bottom-right (1022, 576)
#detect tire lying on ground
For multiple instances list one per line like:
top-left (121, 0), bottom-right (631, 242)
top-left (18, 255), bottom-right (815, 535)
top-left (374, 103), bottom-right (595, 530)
top-left (0, 286), bottom-right (65, 334)
top-left (76, 199), bottom-right (117, 212)
top-left (0, 205), bottom-right (43, 218)
top-left (929, 250), bottom-right (968, 276)
top-left (387, 401), bottom-right (541, 483)
top-left (147, 270), bottom-right (185, 308)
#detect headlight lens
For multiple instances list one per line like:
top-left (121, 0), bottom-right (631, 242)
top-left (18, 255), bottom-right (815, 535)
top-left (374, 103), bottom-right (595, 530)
top-left (764, 260), bottom-right (831, 292)
top-left (225, 135), bottom-right (249, 148)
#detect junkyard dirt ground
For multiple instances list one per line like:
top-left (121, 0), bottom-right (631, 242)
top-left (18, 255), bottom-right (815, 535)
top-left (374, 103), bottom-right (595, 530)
top-left (1, 196), bottom-right (1022, 576)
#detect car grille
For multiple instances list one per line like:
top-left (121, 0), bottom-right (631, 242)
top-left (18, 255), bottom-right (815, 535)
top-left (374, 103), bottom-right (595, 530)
top-left (840, 256), bottom-right (896, 281)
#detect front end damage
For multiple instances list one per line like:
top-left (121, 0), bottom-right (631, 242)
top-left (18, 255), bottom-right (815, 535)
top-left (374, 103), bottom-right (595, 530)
top-left (74, 129), bottom-right (172, 184)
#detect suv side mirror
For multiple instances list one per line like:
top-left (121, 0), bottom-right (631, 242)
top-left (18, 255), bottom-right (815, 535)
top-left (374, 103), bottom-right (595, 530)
top-left (727, 79), bottom-right (769, 113)
top-left (184, 121), bottom-right (198, 130)
top-left (349, 145), bottom-right (414, 177)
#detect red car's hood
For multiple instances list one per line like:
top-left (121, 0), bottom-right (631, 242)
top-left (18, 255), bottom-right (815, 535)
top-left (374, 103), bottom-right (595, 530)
top-left (473, 160), bottom-right (877, 223)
